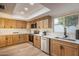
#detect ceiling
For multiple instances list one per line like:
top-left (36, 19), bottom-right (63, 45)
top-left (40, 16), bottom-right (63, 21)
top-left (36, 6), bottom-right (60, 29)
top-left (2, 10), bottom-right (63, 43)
top-left (0, 3), bottom-right (79, 21)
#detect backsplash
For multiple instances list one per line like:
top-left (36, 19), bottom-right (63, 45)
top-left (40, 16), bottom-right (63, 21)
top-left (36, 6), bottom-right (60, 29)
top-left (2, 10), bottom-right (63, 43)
top-left (0, 29), bottom-right (30, 35)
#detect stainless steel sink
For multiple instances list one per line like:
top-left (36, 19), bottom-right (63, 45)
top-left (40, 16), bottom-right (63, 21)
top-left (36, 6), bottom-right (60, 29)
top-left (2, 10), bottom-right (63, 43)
top-left (55, 37), bottom-right (76, 41)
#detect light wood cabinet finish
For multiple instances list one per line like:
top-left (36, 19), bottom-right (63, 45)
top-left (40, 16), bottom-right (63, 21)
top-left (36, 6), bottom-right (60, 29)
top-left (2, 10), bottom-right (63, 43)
top-left (0, 18), bottom-right (5, 28)
top-left (50, 39), bottom-right (79, 56)
top-left (6, 35), bottom-right (13, 45)
top-left (26, 22), bottom-right (31, 29)
top-left (4, 19), bottom-right (16, 28)
top-left (19, 34), bottom-right (29, 43)
top-left (0, 36), bottom-right (6, 47)
top-left (34, 35), bottom-right (41, 49)
top-left (12, 35), bottom-right (19, 44)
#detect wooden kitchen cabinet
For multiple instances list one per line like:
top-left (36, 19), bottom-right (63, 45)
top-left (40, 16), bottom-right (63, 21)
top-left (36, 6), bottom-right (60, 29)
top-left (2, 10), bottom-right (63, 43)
top-left (16, 20), bottom-right (27, 29)
top-left (50, 40), bottom-right (61, 56)
top-left (23, 34), bottom-right (29, 42)
top-left (62, 45), bottom-right (78, 56)
top-left (6, 35), bottom-right (13, 45)
top-left (43, 19), bottom-right (52, 29)
top-left (19, 34), bottom-right (29, 43)
top-left (26, 22), bottom-right (31, 29)
top-left (0, 18), bottom-right (5, 28)
top-left (21, 21), bottom-right (27, 28)
top-left (19, 34), bottom-right (25, 43)
top-left (16, 20), bottom-right (22, 28)
top-left (50, 39), bottom-right (79, 56)
top-left (12, 35), bottom-right (19, 44)
top-left (39, 20), bottom-right (44, 29)
top-left (34, 35), bottom-right (41, 49)
top-left (4, 19), bottom-right (16, 28)
top-left (0, 36), bottom-right (6, 47)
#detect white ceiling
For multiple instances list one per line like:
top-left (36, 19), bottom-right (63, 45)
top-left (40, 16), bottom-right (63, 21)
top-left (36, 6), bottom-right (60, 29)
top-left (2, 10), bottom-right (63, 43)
top-left (0, 3), bottom-right (79, 21)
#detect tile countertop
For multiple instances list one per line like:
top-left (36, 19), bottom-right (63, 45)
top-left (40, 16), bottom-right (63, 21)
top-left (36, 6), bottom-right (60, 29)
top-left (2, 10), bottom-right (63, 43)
top-left (34, 34), bottom-right (79, 44)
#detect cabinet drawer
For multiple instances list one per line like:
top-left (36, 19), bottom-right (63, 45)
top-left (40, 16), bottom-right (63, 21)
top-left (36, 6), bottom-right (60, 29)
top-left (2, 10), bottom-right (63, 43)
top-left (61, 41), bottom-right (78, 48)
top-left (52, 39), bottom-right (62, 44)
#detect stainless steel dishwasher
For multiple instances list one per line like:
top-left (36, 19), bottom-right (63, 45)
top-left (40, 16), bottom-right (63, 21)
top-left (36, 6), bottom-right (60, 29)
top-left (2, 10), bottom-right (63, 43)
top-left (41, 37), bottom-right (49, 54)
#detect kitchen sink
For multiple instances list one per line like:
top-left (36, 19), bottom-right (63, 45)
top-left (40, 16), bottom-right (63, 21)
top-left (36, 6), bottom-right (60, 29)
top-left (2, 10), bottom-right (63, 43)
top-left (55, 37), bottom-right (76, 41)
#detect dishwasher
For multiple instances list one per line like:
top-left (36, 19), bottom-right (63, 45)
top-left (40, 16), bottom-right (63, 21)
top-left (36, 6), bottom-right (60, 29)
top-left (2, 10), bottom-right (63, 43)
top-left (41, 37), bottom-right (49, 54)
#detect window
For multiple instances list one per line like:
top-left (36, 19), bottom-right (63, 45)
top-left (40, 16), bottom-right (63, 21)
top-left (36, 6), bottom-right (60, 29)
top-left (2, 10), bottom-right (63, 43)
top-left (65, 15), bottom-right (78, 33)
top-left (54, 15), bottom-right (78, 33)
top-left (54, 17), bottom-right (65, 32)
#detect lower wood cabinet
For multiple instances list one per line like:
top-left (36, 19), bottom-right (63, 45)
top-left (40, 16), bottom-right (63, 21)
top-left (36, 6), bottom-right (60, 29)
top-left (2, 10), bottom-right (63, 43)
top-left (0, 36), bottom-right (6, 47)
top-left (12, 35), bottom-right (19, 44)
top-left (33, 35), bottom-right (41, 49)
top-left (50, 39), bottom-right (79, 56)
top-left (6, 35), bottom-right (13, 45)
top-left (0, 34), bottom-right (29, 48)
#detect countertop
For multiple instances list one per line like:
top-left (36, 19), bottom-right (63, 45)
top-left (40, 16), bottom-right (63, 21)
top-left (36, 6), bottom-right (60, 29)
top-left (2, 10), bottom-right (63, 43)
top-left (33, 34), bottom-right (79, 44)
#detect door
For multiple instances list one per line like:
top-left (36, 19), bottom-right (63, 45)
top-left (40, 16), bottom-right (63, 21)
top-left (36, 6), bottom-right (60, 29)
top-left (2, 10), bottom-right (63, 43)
top-left (0, 36), bottom-right (6, 47)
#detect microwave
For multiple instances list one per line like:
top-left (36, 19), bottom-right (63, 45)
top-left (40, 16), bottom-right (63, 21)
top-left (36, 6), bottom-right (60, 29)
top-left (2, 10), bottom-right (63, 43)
top-left (31, 23), bottom-right (37, 28)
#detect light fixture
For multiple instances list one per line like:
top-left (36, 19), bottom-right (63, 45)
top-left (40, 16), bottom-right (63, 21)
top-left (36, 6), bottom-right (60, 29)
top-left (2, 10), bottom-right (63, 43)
top-left (29, 3), bottom-right (34, 5)
top-left (24, 7), bottom-right (28, 11)
top-left (20, 11), bottom-right (24, 14)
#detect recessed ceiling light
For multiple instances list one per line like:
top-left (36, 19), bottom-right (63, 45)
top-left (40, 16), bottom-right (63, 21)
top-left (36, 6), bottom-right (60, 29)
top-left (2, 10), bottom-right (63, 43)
top-left (24, 7), bottom-right (28, 11)
top-left (20, 11), bottom-right (24, 14)
top-left (29, 3), bottom-right (34, 5)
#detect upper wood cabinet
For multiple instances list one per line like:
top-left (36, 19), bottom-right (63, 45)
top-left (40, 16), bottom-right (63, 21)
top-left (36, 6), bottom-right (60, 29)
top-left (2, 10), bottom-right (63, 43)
top-left (4, 19), bottom-right (16, 28)
top-left (30, 16), bottom-right (52, 29)
top-left (27, 22), bottom-right (31, 29)
top-left (43, 19), bottom-right (52, 29)
top-left (0, 36), bottom-right (6, 47)
top-left (16, 20), bottom-right (27, 29)
top-left (0, 18), bottom-right (5, 28)
top-left (50, 39), bottom-right (79, 56)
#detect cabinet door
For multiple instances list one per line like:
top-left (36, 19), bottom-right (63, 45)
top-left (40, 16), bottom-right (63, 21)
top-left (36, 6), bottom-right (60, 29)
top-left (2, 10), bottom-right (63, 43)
top-left (16, 20), bottom-right (22, 28)
top-left (34, 36), bottom-right (41, 49)
top-left (27, 22), bottom-right (31, 29)
top-left (34, 36), bottom-right (38, 47)
top-left (62, 46), bottom-right (78, 56)
top-left (23, 34), bottom-right (29, 42)
top-left (19, 35), bottom-right (25, 43)
top-left (6, 35), bottom-right (13, 45)
top-left (0, 36), bottom-right (6, 47)
top-left (12, 35), bottom-right (19, 44)
top-left (50, 40), bottom-right (61, 56)
top-left (43, 19), bottom-right (48, 29)
top-left (4, 19), bottom-right (16, 28)
top-left (21, 21), bottom-right (27, 28)
top-left (0, 18), bottom-right (5, 28)
top-left (39, 21), bottom-right (44, 29)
